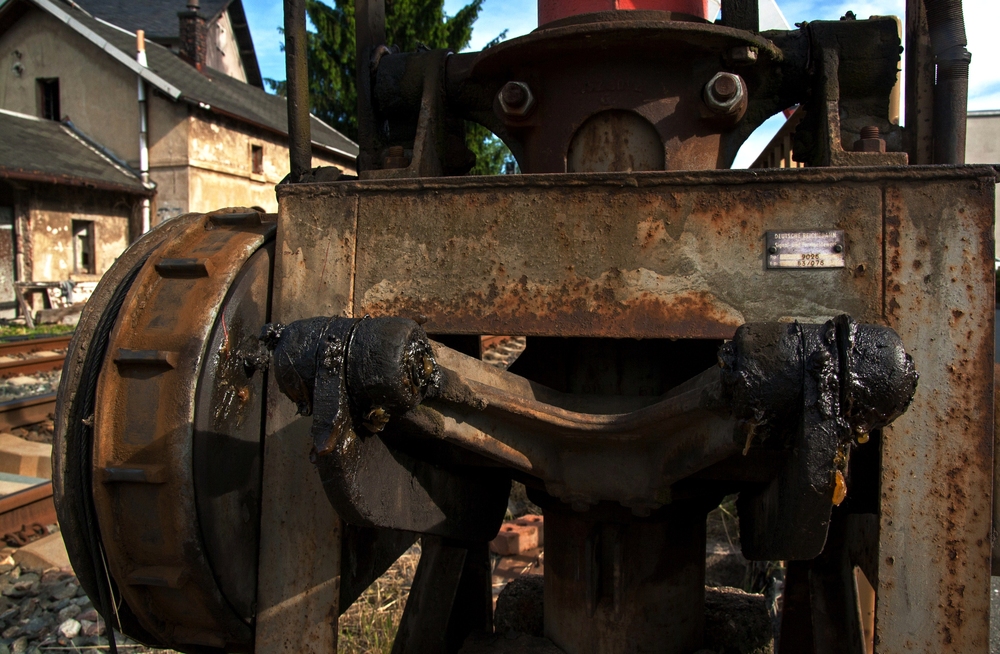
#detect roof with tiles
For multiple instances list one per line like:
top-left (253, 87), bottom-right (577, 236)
top-left (70, 0), bottom-right (231, 40)
top-left (69, 0), bottom-right (263, 88)
top-left (0, 109), bottom-right (150, 193)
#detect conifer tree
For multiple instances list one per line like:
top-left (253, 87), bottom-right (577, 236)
top-left (269, 0), bottom-right (511, 174)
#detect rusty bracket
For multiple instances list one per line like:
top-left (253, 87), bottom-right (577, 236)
top-left (794, 18), bottom-right (909, 167)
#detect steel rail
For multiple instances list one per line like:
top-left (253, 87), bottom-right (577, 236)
top-left (0, 482), bottom-right (56, 539)
top-left (0, 393), bottom-right (57, 432)
top-left (0, 334), bottom-right (72, 357)
top-left (0, 335), bottom-right (70, 379)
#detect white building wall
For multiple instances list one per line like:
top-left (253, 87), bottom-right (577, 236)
top-left (965, 111), bottom-right (1000, 261)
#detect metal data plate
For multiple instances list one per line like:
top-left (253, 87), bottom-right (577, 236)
top-left (766, 230), bottom-right (845, 269)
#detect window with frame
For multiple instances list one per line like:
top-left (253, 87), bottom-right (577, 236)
top-left (37, 78), bottom-right (60, 121)
top-left (72, 220), bottom-right (95, 274)
top-left (251, 144), bottom-right (263, 175)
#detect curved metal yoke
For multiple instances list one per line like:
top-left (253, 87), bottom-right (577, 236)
top-left (266, 313), bottom-right (916, 558)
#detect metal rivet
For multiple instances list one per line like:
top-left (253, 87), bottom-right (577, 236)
top-left (768, 246), bottom-right (777, 255)
top-left (834, 244), bottom-right (844, 253)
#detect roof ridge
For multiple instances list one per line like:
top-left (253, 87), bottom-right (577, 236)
top-left (93, 14), bottom-right (135, 37)
top-left (0, 108), bottom-right (42, 122)
top-left (54, 0), bottom-right (93, 18)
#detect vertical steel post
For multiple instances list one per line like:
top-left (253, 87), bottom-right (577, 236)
top-left (922, 0), bottom-right (971, 164)
top-left (720, 0), bottom-right (759, 33)
top-left (355, 0), bottom-right (386, 172)
top-left (284, 0), bottom-right (311, 180)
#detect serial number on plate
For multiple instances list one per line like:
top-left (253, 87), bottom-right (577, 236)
top-left (766, 231), bottom-right (846, 269)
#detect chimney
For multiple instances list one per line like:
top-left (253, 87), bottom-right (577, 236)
top-left (178, 0), bottom-right (207, 68)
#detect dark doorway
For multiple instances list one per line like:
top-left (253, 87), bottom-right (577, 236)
top-left (0, 208), bottom-right (17, 318)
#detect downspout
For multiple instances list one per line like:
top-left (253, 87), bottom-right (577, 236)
top-left (923, 0), bottom-right (971, 164)
top-left (137, 30), bottom-right (151, 233)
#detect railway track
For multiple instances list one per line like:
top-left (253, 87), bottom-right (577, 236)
top-left (0, 334), bottom-right (71, 378)
top-left (0, 334), bottom-right (70, 432)
top-left (0, 335), bottom-right (72, 546)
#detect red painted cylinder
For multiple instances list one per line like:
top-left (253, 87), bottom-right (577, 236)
top-left (538, 0), bottom-right (711, 26)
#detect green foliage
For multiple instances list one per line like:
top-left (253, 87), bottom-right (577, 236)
top-left (0, 324), bottom-right (74, 339)
top-left (267, 0), bottom-right (514, 175)
top-left (467, 123), bottom-right (513, 175)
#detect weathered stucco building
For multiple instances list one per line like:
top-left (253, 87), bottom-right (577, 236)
top-left (0, 108), bottom-right (149, 315)
top-left (0, 0), bottom-right (356, 220)
top-left (0, 0), bottom-right (357, 316)
top-left (966, 110), bottom-right (1000, 250)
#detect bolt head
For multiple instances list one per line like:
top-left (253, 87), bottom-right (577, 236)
top-left (501, 82), bottom-right (527, 108)
top-left (498, 81), bottom-right (535, 117)
top-left (712, 75), bottom-right (738, 101)
top-left (704, 72), bottom-right (746, 115)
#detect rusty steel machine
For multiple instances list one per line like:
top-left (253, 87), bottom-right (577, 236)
top-left (52, 0), bottom-right (994, 652)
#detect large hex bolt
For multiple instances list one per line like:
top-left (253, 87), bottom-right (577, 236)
top-left (499, 81), bottom-right (535, 117)
top-left (853, 126), bottom-right (887, 153)
top-left (703, 72), bottom-right (747, 116)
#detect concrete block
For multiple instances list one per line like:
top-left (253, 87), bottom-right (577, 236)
top-left (514, 514), bottom-right (543, 547)
top-left (13, 532), bottom-right (69, 571)
top-left (0, 434), bottom-right (51, 479)
top-left (491, 522), bottom-right (539, 556)
top-left (0, 472), bottom-right (47, 496)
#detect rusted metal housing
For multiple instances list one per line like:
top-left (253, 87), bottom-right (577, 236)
top-left (267, 165), bottom-right (995, 652)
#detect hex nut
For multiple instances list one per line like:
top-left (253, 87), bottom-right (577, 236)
top-left (853, 126), bottom-right (886, 153)
top-left (704, 73), bottom-right (746, 115)
top-left (383, 145), bottom-right (410, 169)
top-left (854, 139), bottom-right (887, 153)
top-left (499, 81), bottom-right (535, 117)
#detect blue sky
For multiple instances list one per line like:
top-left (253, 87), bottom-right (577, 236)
top-left (242, 0), bottom-right (1000, 165)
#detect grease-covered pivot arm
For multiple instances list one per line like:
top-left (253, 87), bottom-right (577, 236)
top-left (262, 314), bottom-right (916, 553)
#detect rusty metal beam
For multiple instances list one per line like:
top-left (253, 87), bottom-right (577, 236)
top-left (355, 0), bottom-right (385, 172)
top-left (283, 0), bottom-right (312, 180)
top-left (876, 175), bottom-right (995, 651)
top-left (905, 0), bottom-right (934, 164)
